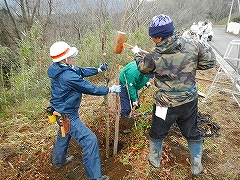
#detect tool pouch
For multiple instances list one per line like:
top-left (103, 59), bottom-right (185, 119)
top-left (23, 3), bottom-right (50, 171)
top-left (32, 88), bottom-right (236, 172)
top-left (61, 114), bottom-right (70, 133)
top-left (46, 106), bottom-right (57, 123)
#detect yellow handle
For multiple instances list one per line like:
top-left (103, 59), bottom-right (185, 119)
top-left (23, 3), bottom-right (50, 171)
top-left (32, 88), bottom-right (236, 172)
top-left (52, 111), bottom-right (66, 137)
top-left (48, 115), bottom-right (57, 123)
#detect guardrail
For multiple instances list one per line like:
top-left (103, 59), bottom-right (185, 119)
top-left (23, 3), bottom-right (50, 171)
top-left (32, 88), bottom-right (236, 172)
top-left (203, 40), bottom-right (240, 107)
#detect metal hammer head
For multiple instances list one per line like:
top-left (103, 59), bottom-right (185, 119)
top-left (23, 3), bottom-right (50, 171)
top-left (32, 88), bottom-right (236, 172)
top-left (113, 31), bottom-right (126, 54)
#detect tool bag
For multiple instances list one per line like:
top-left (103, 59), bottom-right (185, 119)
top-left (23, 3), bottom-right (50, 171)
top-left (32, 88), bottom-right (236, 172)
top-left (60, 114), bottom-right (70, 133)
top-left (197, 111), bottom-right (220, 137)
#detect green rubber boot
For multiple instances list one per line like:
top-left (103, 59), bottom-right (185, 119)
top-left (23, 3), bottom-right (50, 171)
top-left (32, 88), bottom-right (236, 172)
top-left (148, 138), bottom-right (162, 168)
top-left (188, 140), bottom-right (204, 175)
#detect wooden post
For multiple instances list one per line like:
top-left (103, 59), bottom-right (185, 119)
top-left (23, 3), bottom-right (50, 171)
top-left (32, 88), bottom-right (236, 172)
top-left (113, 65), bottom-right (120, 156)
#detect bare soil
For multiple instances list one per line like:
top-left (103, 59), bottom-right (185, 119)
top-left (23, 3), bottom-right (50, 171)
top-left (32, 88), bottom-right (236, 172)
top-left (0, 64), bottom-right (240, 180)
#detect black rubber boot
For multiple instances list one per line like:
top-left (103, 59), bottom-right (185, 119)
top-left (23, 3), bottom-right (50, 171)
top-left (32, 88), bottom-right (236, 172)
top-left (119, 116), bottom-right (135, 133)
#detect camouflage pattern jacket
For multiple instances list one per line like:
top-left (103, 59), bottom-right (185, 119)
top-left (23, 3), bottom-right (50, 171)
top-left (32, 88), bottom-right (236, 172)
top-left (135, 34), bottom-right (216, 107)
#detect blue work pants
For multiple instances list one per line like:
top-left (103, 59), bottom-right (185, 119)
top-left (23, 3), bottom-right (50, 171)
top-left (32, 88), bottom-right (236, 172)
top-left (119, 80), bottom-right (137, 117)
top-left (52, 113), bottom-right (102, 179)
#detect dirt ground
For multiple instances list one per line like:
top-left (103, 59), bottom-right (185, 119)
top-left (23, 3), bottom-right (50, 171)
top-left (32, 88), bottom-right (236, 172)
top-left (0, 64), bottom-right (240, 180)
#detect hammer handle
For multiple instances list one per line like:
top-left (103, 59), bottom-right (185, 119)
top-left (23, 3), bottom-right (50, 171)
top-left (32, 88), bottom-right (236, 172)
top-left (60, 117), bottom-right (66, 137)
top-left (52, 111), bottom-right (66, 137)
top-left (123, 43), bottom-right (149, 54)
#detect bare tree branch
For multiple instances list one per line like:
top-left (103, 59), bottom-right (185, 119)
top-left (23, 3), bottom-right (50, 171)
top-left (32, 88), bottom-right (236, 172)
top-left (3, 0), bottom-right (21, 41)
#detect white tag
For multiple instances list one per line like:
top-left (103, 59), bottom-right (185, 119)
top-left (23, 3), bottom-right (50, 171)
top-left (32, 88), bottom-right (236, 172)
top-left (155, 106), bottom-right (168, 120)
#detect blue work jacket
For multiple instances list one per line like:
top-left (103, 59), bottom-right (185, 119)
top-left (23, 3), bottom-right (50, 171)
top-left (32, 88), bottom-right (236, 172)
top-left (47, 63), bottom-right (109, 115)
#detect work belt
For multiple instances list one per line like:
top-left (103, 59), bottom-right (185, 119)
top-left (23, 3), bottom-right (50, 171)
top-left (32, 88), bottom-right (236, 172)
top-left (46, 106), bottom-right (70, 138)
top-left (159, 86), bottom-right (196, 93)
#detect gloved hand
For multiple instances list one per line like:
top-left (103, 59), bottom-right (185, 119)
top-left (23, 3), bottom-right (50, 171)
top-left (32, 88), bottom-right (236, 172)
top-left (109, 85), bottom-right (121, 93)
top-left (131, 45), bottom-right (140, 54)
top-left (98, 62), bottom-right (109, 72)
top-left (145, 82), bottom-right (151, 88)
top-left (132, 101), bottom-right (140, 109)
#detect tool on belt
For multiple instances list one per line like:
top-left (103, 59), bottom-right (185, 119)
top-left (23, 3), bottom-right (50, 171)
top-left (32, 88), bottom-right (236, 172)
top-left (59, 114), bottom-right (70, 137)
top-left (46, 106), bottom-right (70, 138)
top-left (46, 106), bottom-right (57, 123)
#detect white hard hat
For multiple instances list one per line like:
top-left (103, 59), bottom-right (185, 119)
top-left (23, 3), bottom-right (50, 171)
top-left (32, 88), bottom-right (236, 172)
top-left (190, 24), bottom-right (198, 33)
top-left (50, 41), bottom-right (78, 62)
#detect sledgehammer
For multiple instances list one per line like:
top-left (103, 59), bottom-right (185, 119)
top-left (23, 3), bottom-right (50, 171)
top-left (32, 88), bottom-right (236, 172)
top-left (113, 31), bottom-right (149, 54)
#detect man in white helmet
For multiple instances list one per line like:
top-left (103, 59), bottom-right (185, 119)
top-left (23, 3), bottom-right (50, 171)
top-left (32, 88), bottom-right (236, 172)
top-left (47, 41), bottom-right (121, 180)
top-left (182, 22), bottom-right (200, 42)
top-left (198, 21), bottom-right (214, 42)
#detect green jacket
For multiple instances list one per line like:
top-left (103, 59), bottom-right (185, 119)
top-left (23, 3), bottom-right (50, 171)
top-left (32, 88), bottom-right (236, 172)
top-left (135, 35), bottom-right (216, 107)
top-left (119, 61), bottom-right (150, 102)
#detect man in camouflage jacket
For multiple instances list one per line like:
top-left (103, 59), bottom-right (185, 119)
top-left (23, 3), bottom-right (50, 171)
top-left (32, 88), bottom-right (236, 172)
top-left (131, 14), bottom-right (216, 175)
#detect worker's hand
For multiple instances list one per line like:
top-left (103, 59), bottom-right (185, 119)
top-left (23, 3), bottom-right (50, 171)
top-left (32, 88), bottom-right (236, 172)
top-left (131, 45), bottom-right (140, 54)
top-left (98, 62), bottom-right (109, 72)
top-left (132, 101), bottom-right (140, 109)
top-left (145, 82), bottom-right (151, 88)
top-left (109, 85), bottom-right (121, 93)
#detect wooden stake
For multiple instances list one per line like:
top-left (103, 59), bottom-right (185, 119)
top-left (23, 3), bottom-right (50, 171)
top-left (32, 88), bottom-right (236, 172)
top-left (113, 65), bottom-right (120, 156)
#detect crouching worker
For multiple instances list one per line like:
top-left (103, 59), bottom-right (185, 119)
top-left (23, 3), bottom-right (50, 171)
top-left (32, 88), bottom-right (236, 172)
top-left (132, 14), bottom-right (216, 175)
top-left (119, 61), bottom-right (153, 133)
top-left (47, 41), bottom-right (121, 180)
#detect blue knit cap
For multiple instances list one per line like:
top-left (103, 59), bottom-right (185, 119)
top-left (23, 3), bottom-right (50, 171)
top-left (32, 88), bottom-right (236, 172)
top-left (149, 14), bottom-right (175, 38)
